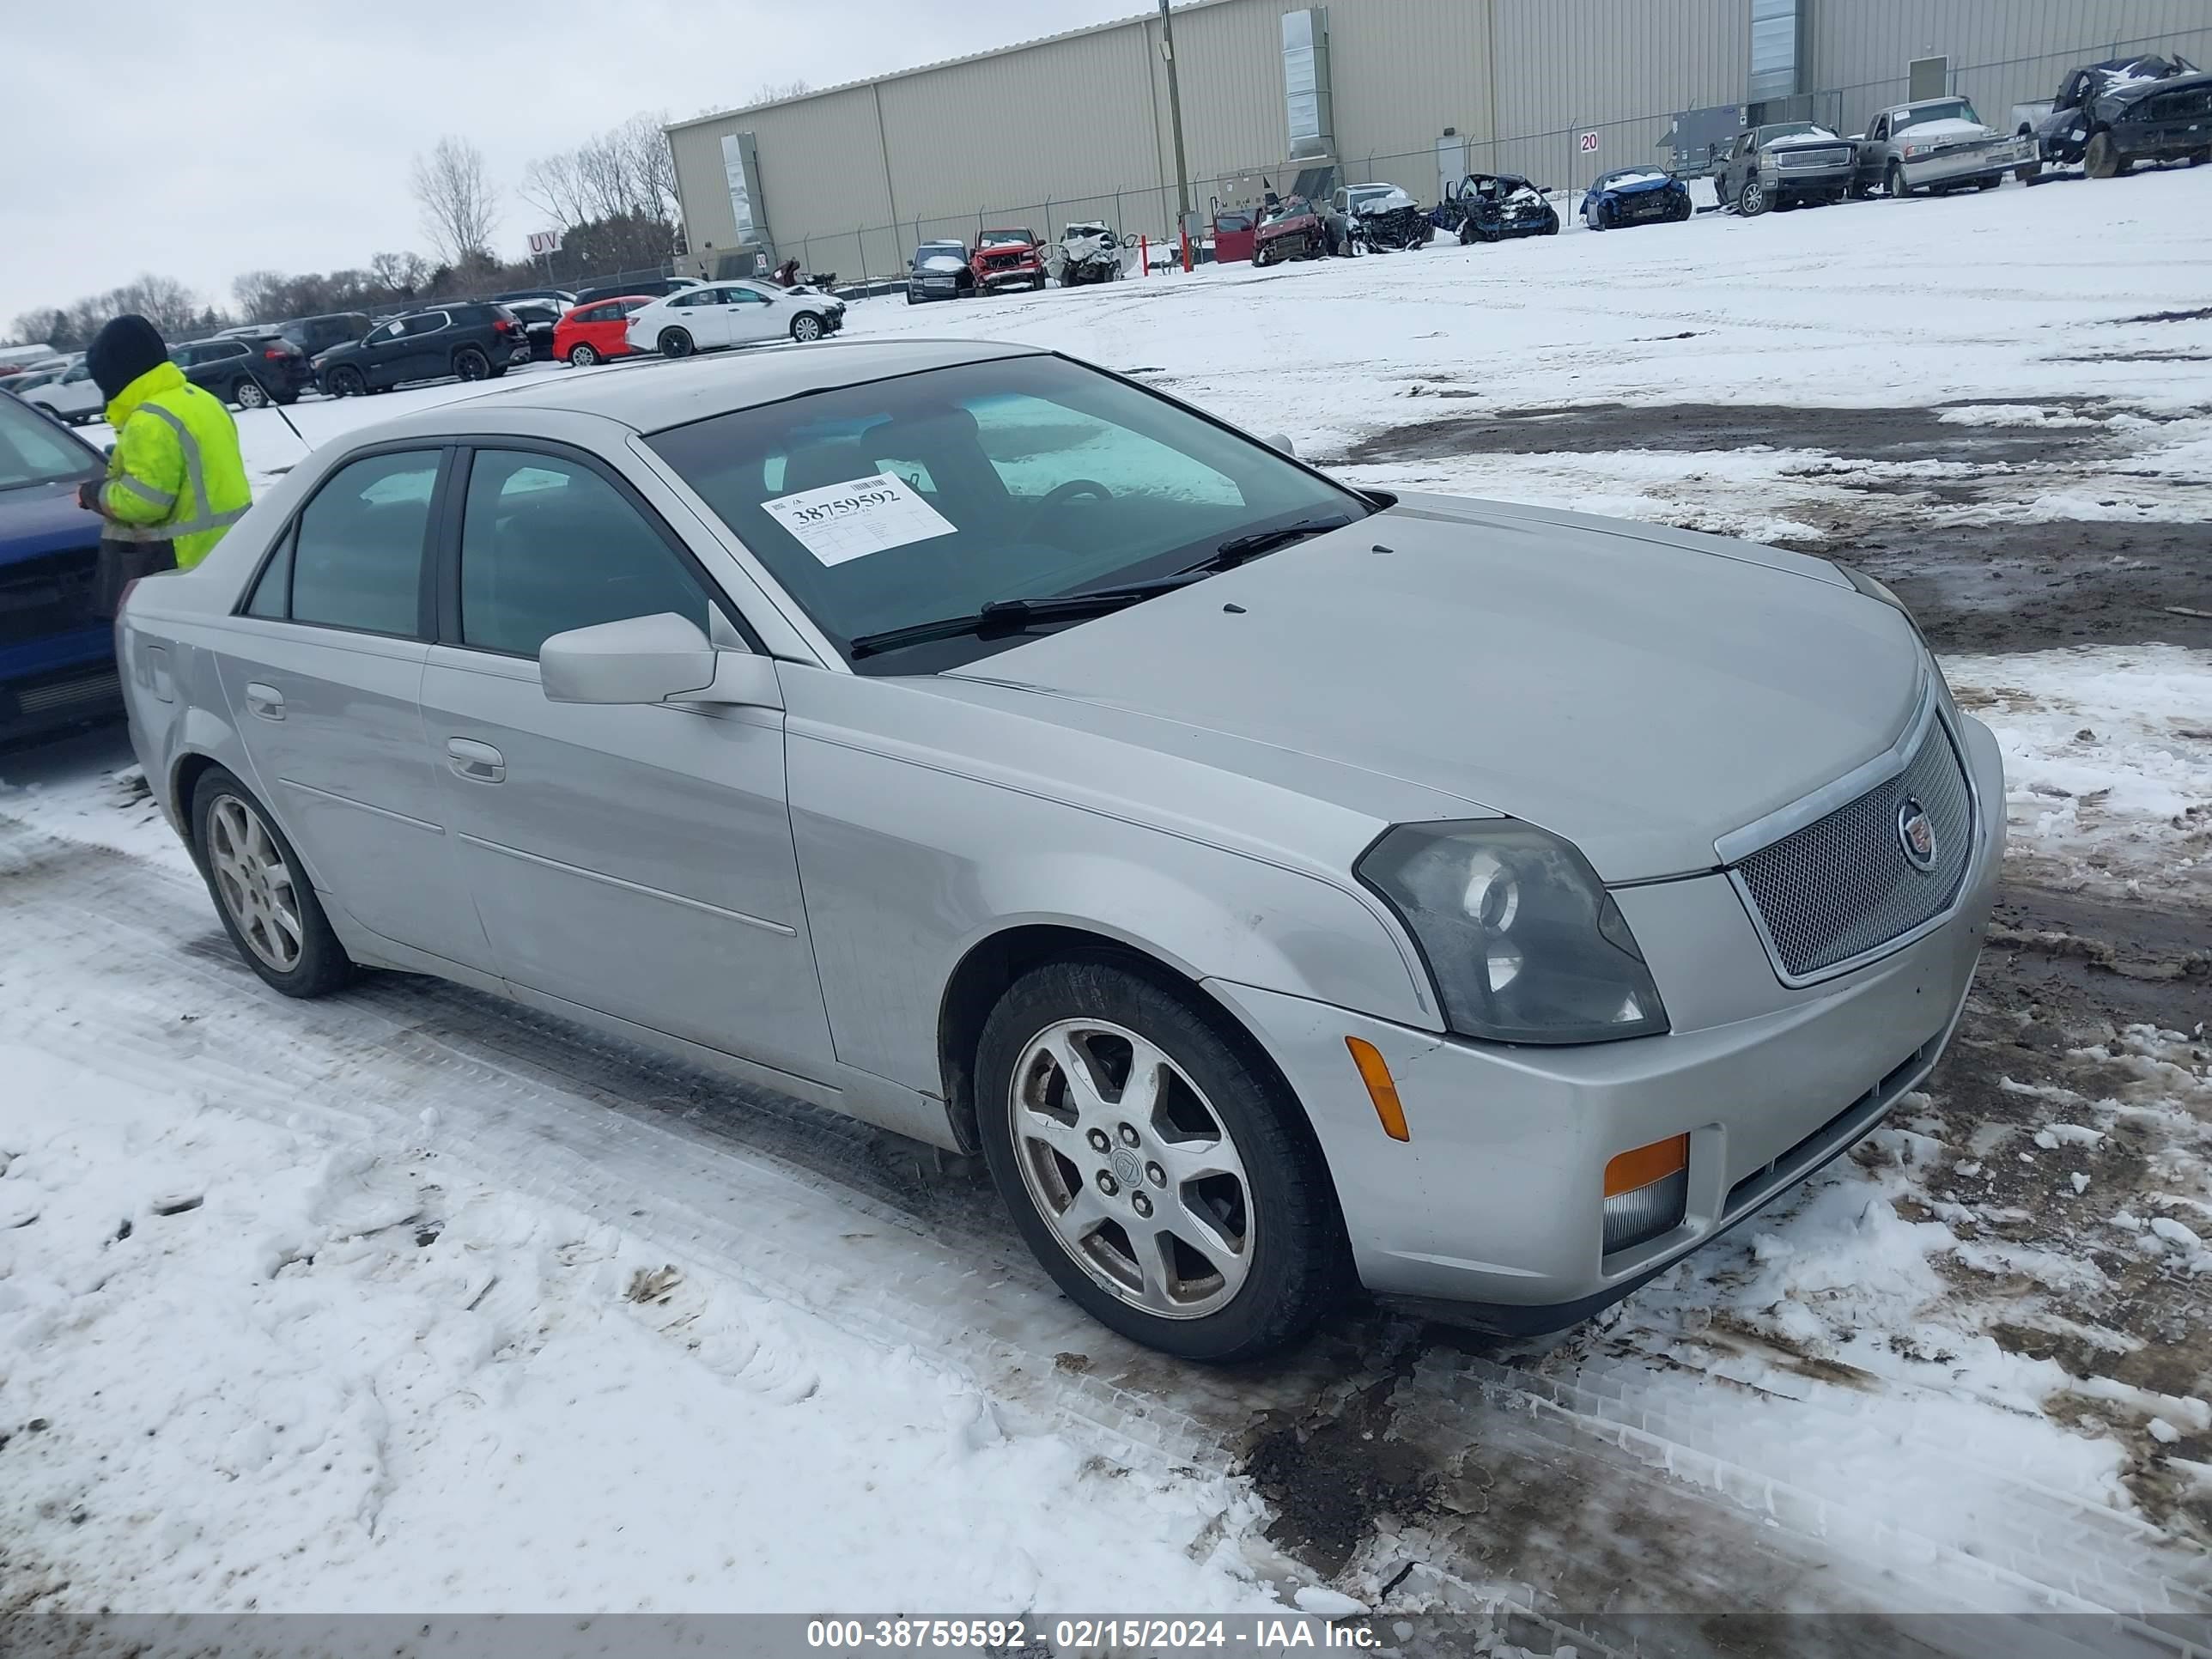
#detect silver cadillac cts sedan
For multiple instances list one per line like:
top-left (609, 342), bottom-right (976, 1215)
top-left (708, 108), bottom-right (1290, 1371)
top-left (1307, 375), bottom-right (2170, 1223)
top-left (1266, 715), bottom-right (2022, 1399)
top-left (118, 340), bottom-right (2004, 1361)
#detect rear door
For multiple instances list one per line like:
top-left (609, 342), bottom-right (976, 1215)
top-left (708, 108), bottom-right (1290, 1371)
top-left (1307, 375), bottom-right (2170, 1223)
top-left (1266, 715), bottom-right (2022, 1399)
top-left (212, 444), bottom-right (493, 970)
top-left (416, 442), bottom-right (835, 1078)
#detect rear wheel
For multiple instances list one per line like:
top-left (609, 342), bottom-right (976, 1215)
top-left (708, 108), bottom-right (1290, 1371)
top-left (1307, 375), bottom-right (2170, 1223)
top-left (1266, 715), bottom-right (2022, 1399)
top-left (453, 345), bottom-right (491, 381)
top-left (567, 342), bottom-right (599, 366)
top-left (975, 957), bottom-right (1346, 1362)
top-left (659, 327), bottom-right (694, 357)
top-left (789, 313), bottom-right (823, 343)
top-left (232, 377), bottom-right (270, 410)
top-left (191, 768), bottom-right (354, 1000)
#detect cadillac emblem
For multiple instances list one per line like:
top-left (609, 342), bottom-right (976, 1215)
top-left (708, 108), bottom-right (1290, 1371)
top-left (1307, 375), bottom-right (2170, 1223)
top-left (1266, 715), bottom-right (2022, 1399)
top-left (1897, 797), bottom-right (1937, 872)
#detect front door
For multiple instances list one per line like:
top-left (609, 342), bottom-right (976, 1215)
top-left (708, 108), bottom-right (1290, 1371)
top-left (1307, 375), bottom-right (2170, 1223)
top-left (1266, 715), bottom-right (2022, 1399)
top-left (213, 444), bottom-right (494, 970)
top-left (1855, 114), bottom-right (1891, 189)
top-left (417, 443), bottom-right (836, 1079)
top-left (721, 284), bottom-right (781, 344)
top-left (398, 313), bottom-right (452, 383)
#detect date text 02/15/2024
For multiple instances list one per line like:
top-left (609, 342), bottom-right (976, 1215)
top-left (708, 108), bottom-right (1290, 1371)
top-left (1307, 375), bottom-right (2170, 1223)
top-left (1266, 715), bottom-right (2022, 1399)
top-left (804, 1616), bottom-right (1380, 1649)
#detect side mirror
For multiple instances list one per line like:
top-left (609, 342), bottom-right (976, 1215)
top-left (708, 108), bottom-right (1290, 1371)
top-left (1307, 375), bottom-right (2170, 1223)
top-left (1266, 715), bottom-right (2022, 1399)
top-left (539, 612), bottom-right (781, 709)
top-left (1262, 432), bottom-right (1295, 457)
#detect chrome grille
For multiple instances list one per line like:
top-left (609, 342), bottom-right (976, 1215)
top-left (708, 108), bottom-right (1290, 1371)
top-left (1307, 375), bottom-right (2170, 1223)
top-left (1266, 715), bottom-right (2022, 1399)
top-left (1733, 719), bottom-right (1973, 981)
top-left (1778, 145), bottom-right (1851, 168)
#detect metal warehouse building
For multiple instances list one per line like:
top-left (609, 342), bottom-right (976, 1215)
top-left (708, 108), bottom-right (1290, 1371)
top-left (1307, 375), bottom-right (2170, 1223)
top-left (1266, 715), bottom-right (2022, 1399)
top-left (666, 0), bottom-right (2209, 282)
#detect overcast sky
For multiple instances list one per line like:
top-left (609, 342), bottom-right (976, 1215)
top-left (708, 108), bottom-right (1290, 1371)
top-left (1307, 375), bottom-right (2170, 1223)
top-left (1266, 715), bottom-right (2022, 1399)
top-left (3, 0), bottom-right (1139, 331)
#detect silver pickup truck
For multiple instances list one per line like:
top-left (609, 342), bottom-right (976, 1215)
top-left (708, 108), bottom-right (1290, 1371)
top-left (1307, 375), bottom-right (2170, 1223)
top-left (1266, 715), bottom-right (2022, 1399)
top-left (1851, 96), bottom-right (2038, 197)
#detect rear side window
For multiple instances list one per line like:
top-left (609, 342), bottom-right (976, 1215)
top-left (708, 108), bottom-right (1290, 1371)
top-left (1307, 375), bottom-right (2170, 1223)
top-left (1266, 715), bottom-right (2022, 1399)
top-left (286, 450), bottom-right (439, 636)
top-left (458, 449), bottom-right (710, 658)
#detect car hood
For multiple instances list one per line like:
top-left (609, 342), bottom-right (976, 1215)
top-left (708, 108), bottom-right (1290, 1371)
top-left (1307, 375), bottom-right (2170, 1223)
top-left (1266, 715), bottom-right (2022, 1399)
top-left (0, 477), bottom-right (104, 565)
top-left (945, 495), bottom-right (1924, 882)
top-left (1599, 173), bottom-right (1676, 193)
top-left (1899, 118), bottom-right (1998, 142)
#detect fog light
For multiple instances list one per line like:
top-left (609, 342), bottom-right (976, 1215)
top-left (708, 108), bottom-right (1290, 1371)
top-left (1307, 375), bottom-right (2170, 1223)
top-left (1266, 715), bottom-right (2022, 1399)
top-left (1602, 1133), bottom-right (1688, 1255)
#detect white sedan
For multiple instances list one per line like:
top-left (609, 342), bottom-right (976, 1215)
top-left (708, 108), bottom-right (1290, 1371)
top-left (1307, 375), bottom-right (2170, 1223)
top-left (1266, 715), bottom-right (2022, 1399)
top-left (18, 359), bottom-right (106, 425)
top-left (626, 281), bottom-right (846, 358)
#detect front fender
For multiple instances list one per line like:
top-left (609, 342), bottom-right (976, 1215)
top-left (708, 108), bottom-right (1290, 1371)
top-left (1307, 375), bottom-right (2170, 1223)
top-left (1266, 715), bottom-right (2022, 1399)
top-left (786, 727), bottom-right (1437, 1097)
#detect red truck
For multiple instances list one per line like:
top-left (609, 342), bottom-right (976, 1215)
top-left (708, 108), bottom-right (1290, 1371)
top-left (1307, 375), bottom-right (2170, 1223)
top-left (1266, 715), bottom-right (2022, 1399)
top-left (971, 227), bottom-right (1047, 292)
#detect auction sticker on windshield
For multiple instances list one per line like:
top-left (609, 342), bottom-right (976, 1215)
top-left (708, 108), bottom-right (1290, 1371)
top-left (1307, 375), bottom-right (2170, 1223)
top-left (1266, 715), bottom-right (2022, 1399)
top-left (763, 473), bottom-right (957, 566)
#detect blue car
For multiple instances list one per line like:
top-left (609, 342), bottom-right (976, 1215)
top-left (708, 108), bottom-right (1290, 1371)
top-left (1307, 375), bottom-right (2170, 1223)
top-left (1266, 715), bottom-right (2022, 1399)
top-left (1580, 167), bottom-right (1693, 230)
top-left (0, 390), bottom-right (115, 743)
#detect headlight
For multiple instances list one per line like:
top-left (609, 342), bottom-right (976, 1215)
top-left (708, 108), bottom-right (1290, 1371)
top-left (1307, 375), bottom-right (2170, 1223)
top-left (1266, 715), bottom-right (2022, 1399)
top-left (1357, 821), bottom-right (1668, 1045)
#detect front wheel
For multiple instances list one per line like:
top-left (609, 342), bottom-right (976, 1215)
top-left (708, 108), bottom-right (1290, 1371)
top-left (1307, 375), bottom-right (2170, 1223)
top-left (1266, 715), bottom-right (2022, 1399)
top-left (232, 377), bottom-right (270, 409)
top-left (2084, 131), bottom-right (2125, 179)
top-left (975, 958), bottom-right (1346, 1362)
top-left (1540, 208), bottom-right (1560, 235)
top-left (1739, 178), bottom-right (1771, 216)
top-left (1887, 161), bottom-right (1912, 198)
top-left (568, 342), bottom-right (599, 366)
top-left (2016, 158), bottom-right (2044, 183)
top-left (191, 768), bottom-right (354, 999)
top-left (789, 313), bottom-right (823, 343)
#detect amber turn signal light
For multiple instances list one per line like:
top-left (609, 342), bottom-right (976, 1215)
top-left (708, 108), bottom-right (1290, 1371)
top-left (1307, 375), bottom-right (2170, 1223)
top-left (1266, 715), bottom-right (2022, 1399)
top-left (1604, 1133), bottom-right (1688, 1196)
top-left (1345, 1036), bottom-right (1409, 1142)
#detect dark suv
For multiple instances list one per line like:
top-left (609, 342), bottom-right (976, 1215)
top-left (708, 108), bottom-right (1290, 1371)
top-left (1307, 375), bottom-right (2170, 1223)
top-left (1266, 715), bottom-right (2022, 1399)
top-left (276, 312), bottom-right (372, 361)
top-left (313, 303), bottom-right (526, 396)
top-left (171, 335), bottom-right (314, 409)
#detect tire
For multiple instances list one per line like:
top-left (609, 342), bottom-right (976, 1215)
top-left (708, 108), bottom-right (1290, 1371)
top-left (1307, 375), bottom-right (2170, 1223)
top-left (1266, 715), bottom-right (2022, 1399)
top-left (906, 291), bottom-right (920, 305)
top-left (485, 362), bottom-right (508, 379)
top-left (1592, 198), bottom-right (1614, 231)
top-left (325, 365), bottom-right (365, 398)
top-left (2084, 131), bottom-right (2124, 179)
top-left (1887, 161), bottom-right (1911, 198)
top-left (2016, 158), bottom-right (2044, 183)
top-left (974, 957), bottom-right (1346, 1362)
top-left (1541, 208), bottom-right (1560, 236)
top-left (568, 342), bottom-right (599, 366)
top-left (1848, 177), bottom-right (1872, 200)
top-left (190, 767), bottom-right (354, 1000)
top-left (1739, 177), bottom-right (1771, 217)
top-left (1977, 175), bottom-right (2000, 190)
top-left (453, 346), bottom-right (491, 381)
top-left (1671, 196), bottom-right (1693, 222)
top-left (232, 377), bottom-right (270, 410)
top-left (659, 327), bottom-right (694, 357)
top-left (789, 313), bottom-right (823, 343)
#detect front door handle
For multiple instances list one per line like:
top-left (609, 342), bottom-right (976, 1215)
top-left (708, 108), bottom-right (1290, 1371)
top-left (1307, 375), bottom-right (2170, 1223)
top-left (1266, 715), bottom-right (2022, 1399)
top-left (243, 681), bottom-right (284, 720)
top-left (446, 737), bottom-right (506, 784)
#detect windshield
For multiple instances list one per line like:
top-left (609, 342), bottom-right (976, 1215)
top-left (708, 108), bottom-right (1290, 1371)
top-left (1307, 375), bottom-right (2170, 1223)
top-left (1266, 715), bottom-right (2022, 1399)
top-left (1755, 123), bottom-right (1826, 142)
top-left (978, 230), bottom-right (1030, 247)
top-left (0, 393), bottom-right (100, 491)
top-left (647, 355), bottom-right (1367, 672)
top-left (1261, 199), bottom-right (1308, 224)
top-left (1896, 99), bottom-right (1980, 131)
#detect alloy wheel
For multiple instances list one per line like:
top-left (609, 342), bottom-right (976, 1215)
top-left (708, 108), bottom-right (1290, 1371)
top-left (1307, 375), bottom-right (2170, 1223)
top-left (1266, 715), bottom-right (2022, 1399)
top-left (208, 794), bottom-right (304, 973)
top-left (1006, 1018), bottom-right (1255, 1320)
top-left (235, 379), bottom-right (270, 409)
top-left (570, 343), bottom-right (599, 366)
top-left (792, 313), bottom-right (823, 342)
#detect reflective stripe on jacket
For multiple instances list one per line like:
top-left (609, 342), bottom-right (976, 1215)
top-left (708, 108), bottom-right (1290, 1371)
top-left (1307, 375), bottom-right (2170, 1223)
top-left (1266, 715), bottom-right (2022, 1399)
top-left (100, 362), bottom-right (252, 569)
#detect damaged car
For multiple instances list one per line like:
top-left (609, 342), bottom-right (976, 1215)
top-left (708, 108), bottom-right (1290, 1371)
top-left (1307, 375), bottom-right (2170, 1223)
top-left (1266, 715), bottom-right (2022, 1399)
top-left (1713, 124), bottom-right (1856, 215)
top-left (1449, 174), bottom-right (1561, 242)
top-left (1334, 183), bottom-right (1431, 251)
top-left (972, 228), bottom-right (1048, 294)
top-left (2016, 53), bottom-right (2201, 176)
top-left (2028, 58), bottom-right (2212, 178)
top-left (1252, 197), bottom-right (1341, 265)
top-left (1056, 223), bottom-right (1128, 287)
top-left (1580, 165), bottom-right (1693, 229)
top-left (1850, 97), bottom-right (2036, 198)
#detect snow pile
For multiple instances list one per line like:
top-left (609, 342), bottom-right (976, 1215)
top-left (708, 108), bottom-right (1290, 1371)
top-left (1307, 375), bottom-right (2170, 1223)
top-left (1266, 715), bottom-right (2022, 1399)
top-left (0, 1042), bottom-right (1273, 1613)
top-left (1944, 646), bottom-right (2212, 900)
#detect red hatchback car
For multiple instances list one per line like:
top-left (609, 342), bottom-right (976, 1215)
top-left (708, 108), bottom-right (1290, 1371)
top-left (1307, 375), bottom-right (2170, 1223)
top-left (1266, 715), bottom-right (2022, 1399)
top-left (552, 295), bottom-right (655, 366)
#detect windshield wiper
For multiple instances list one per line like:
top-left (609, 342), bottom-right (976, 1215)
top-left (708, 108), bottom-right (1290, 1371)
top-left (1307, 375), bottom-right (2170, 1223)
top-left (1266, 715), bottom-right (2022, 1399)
top-left (848, 580), bottom-right (1194, 660)
top-left (1179, 514), bottom-right (1352, 575)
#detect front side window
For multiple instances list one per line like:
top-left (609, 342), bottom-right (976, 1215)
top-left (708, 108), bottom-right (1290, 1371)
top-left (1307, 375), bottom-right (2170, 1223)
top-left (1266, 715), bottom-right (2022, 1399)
top-left (365, 323), bottom-right (401, 345)
top-left (286, 449), bottom-right (439, 635)
top-left (459, 450), bottom-right (711, 659)
top-left (726, 287), bottom-right (772, 307)
top-left (647, 355), bottom-right (1366, 671)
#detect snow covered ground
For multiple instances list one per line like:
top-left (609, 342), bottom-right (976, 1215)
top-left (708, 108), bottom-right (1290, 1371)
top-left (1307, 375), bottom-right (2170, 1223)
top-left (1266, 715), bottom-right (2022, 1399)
top-left (7, 165), bottom-right (2209, 1632)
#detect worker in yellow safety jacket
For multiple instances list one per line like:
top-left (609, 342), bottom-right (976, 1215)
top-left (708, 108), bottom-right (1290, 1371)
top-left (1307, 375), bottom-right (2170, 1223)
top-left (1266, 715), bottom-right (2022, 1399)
top-left (79, 314), bottom-right (252, 616)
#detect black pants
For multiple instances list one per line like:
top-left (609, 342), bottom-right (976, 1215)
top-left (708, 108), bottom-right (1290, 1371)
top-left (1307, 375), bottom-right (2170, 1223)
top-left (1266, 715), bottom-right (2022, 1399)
top-left (93, 538), bottom-right (177, 620)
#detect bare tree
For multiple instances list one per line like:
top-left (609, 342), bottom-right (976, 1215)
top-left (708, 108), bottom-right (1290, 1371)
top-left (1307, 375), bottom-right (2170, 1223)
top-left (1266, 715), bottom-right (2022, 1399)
top-left (410, 136), bottom-right (501, 267)
top-left (520, 149), bottom-right (590, 229)
top-left (617, 112), bottom-right (680, 222)
top-left (750, 79), bottom-right (810, 105)
top-left (368, 250), bottom-right (431, 298)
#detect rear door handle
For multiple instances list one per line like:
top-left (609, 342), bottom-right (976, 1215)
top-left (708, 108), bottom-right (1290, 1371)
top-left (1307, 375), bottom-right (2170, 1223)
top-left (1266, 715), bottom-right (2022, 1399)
top-left (446, 737), bottom-right (506, 784)
top-left (243, 682), bottom-right (284, 720)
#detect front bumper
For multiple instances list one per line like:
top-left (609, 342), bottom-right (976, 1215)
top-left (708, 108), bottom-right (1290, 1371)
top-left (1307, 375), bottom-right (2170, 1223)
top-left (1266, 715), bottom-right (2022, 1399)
top-left (1902, 137), bottom-right (2034, 186)
top-left (977, 264), bottom-right (1042, 289)
top-left (1766, 160), bottom-right (1854, 193)
top-left (1206, 712), bottom-right (2006, 1328)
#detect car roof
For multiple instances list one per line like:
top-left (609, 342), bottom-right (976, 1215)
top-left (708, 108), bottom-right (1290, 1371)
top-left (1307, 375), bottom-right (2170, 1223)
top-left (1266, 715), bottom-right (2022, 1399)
top-left (358, 338), bottom-right (1044, 439)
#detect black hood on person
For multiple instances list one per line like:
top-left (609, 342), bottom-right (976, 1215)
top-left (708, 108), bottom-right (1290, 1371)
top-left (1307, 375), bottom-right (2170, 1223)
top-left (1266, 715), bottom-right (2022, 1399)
top-left (87, 313), bottom-right (169, 401)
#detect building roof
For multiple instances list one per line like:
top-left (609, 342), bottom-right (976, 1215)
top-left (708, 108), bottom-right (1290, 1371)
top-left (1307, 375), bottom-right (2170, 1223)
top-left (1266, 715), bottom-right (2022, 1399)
top-left (664, 0), bottom-right (1237, 135)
